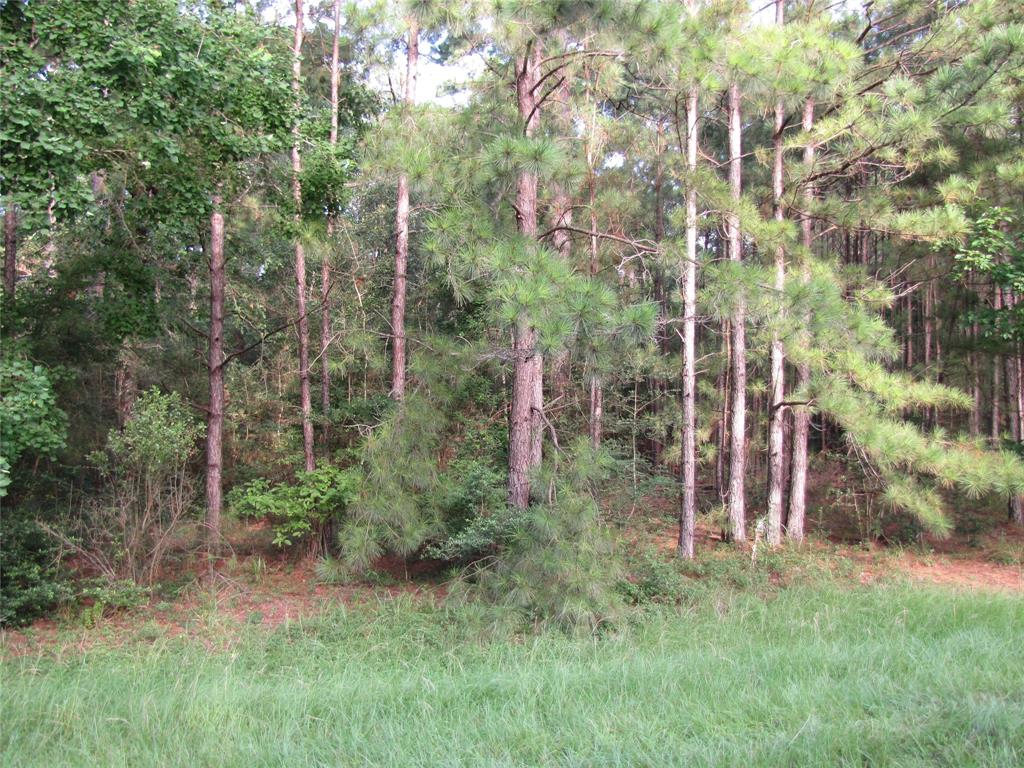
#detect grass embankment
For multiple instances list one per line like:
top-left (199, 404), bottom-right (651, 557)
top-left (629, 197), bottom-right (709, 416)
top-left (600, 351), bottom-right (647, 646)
top-left (3, 583), bottom-right (1023, 767)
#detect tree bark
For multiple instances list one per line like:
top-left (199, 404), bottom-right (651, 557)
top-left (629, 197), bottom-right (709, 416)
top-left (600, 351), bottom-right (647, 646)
top-left (292, 0), bottom-right (316, 473)
top-left (320, 0), bottom-right (342, 442)
top-left (205, 194), bottom-right (226, 576)
top-left (766, 0), bottom-right (786, 547)
top-left (991, 285), bottom-right (1002, 441)
top-left (678, 83), bottom-right (699, 559)
top-left (1007, 347), bottom-right (1023, 524)
top-left (3, 200), bottom-right (15, 298)
top-left (726, 81), bottom-right (747, 542)
top-left (390, 17), bottom-right (418, 401)
top-left (788, 97), bottom-right (815, 544)
top-left (508, 43), bottom-right (542, 509)
top-left (970, 321), bottom-right (981, 437)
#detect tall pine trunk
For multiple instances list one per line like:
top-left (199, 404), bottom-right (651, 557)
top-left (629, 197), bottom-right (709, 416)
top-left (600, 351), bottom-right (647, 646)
top-left (726, 81), bottom-right (747, 542)
top-left (320, 0), bottom-right (342, 441)
top-left (390, 17), bottom-right (418, 401)
top-left (788, 97), bottom-right (815, 543)
top-left (205, 193), bottom-right (226, 577)
top-left (292, 0), bottom-right (315, 473)
top-left (1007, 347), bottom-right (1023, 524)
top-left (548, 187), bottom-right (572, 404)
top-left (508, 44), bottom-right (542, 508)
top-left (678, 82), bottom-right (699, 559)
top-left (991, 286), bottom-right (1002, 441)
top-left (766, 0), bottom-right (786, 547)
top-left (970, 321), bottom-right (981, 436)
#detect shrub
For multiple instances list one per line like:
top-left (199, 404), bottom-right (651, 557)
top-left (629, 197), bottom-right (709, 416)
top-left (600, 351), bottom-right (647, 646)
top-left (457, 441), bottom-right (624, 633)
top-left (229, 465), bottom-right (359, 548)
top-left (618, 550), bottom-right (688, 606)
top-left (0, 355), bottom-right (67, 497)
top-left (425, 459), bottom-right (512, 561)
top-left (50, 389), bottom-right (203, 584)
top-left (77, 578), bottom-right (150, 627)
top-left (0, 509), bottom-right (72, 626)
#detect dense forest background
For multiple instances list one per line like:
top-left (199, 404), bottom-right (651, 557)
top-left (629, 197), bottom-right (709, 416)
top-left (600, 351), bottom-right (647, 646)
top-left (2, 0), bottom-right (1023, 629)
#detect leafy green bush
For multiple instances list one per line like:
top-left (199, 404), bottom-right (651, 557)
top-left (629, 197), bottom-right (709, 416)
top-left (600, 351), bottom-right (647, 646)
top-left (425, 459), bottom-right (513, 560)
top-left (229, 465), bottom-right (359, 548)
top-left (618, 550), bottom-right (688, 606)
top-left (0, 355), bottom-right (67, 497)
top-left (61, 389), bottom-right (203, 584)
top-left (76, 578), bottom-right (150, 628)
top-left (0, 509), bottom-right (72, 626)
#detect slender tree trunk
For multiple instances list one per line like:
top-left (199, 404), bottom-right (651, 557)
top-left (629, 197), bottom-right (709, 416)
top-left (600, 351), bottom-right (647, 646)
top-left (905, 294), bottom-right (914, 368)
top-left (726, 81), bottom-right (747, 542)
top-left (390, 17), bottom-right (419, 401)
top-left (548, 73), bottom-right (573, 408)
top-left (970, 321), bottom-right (981, 437)
top-left (549, 188), bottom-right (572, 404)
top-left (651, 121), bottom-right (666, 467)
top-left (586, 100), bottom-right (602, 450)
top-left (292, 0), bottom-right (315, 473)
top-left (1007, 346), bottom-right (1023, 524)
top-left (205, 194), bottom-right (226, 578)
top-left (678, 83), bottom-right (699, 559)
top-left (3, 200), bottom-right (15, 298)
top-left (788, 97), bottom-right (815, 543)
top-left (589, 376), bottom-right (603, 450)
top-left (766, 0), bottom-right (786, 547)
top-left (320, 0), bottom-right (342, 443)
top-left (716, 318), bottom-right (729, 507)
top-left (508, 43), bottom-right (542, 508)
top-left (992, 286), bottom-right (1003, 441)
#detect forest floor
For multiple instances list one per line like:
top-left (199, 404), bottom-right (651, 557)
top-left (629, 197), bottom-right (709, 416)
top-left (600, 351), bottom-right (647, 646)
top-left (3, 501), bottom-right (1022, 656)
top-left (3, 501), bottom-right (1023, 766)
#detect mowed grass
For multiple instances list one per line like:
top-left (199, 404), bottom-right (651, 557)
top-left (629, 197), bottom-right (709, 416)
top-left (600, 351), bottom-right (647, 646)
top-left (2, 584), bottom-right (1023, 767)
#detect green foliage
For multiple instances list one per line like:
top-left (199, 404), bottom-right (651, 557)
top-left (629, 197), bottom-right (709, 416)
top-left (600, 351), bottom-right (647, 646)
top-left (0, 355), bottom-right (67, 496)
top-left (0, 508), bottom-right (71, 626)
top-left (229, 466), bottom-right (359, 548)
top-left (951, 207), bottom-right (1024, 344)
top-left (617, 549), bottom-right (688, 606)
top-left (76, 578), bottom-right (150, 628)
top-left (458, 441), bottom-right (624, 632)
top-left (74, 389), bottom-right (203, 584)
top-left (96, 389), bottom-right (203, 476)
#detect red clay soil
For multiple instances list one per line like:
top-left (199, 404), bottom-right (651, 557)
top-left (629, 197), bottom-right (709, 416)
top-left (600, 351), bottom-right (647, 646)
top-left (650, 516), bottom-right (1024, 594)
top-left (896, 555), bottom-right (1022, 592)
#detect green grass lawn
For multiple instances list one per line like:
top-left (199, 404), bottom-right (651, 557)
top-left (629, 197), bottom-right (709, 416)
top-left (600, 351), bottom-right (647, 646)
top-left (3, 584), bottom-right (1022, 767)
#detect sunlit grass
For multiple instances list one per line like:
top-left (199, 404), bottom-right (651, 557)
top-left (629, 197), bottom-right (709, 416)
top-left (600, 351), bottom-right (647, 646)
top-left (3, 584), bottom-right (1022, 767)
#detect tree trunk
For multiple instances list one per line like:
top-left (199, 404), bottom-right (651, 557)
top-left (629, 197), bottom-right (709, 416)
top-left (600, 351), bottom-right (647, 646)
top-left (508, 43), bottom-right (542, 509)
top-left (320, 0), bottom-right (342, 443)
top-left (970, 321), bottom-right (981, 436)
top-left (766, 0), bottom-right (786, 547)
top-left (205, 194), bottom-right (226, 577)
top-left (678, 83), bottom-right (699, 559)
top-left (548, 73), bottom-right (574, 408)
top-left (1007, 348), bottom-right (1023, 524)
top-left (788, 97), bottom-right (815, 544)
top-left (549, 188), bottom-right (572, 405)
top-left (3, 200), bottom-right (15, 298)
top-left (905, 294), bottom-right (914, 368)
top-left (726, 81), bottom-right (747, 542)
top-left (390, 17), bottom-right (418, 401)
top-left (292, 0), bottom-right (315, 473)
top-left (991, 286), bottom-right (1002, 441)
